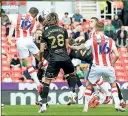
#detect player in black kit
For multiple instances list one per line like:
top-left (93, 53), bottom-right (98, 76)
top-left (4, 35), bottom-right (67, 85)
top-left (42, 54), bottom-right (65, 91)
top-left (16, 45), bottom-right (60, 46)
top-left (66, 38), bottom-right (93, 104)
top-left (38, 12), bottom-right (74, 113)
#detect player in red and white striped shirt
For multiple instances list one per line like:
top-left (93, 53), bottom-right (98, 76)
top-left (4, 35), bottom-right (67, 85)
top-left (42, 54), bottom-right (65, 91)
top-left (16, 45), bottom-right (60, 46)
top-left (69, 22), bottom-right (125, 112)
top-left (8, 7), bottom-right (43, 93)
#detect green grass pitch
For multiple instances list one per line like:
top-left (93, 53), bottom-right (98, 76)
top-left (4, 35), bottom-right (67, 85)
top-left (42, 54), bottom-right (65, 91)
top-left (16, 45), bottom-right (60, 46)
top-left (2, 104), bottom-right (128, 116)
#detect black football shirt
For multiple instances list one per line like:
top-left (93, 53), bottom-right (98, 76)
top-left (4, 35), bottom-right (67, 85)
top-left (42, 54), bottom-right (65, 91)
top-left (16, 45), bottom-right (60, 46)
top-left (42, 26), bottom-right (70, 61)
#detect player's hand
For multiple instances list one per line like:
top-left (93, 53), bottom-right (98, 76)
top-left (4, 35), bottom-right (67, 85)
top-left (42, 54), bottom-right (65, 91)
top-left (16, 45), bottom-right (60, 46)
top-left (68, 44), bottom-right (78, 50)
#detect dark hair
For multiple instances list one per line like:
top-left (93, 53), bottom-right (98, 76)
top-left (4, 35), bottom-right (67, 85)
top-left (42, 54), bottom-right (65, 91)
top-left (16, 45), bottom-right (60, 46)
top-left (29, 7), bottom-right (39, 17)
top-left (38, 15), bottom-right (45, 24)
top-left (6, 73), bottom-right (10, 76)
top-left (1, 9), bottom-right (5, 14)
top-left (43, 12), bottom-right (59, 26)
top-left (65, 12), bottom-right (68, 15)
top-left (91, 17), bottom-right (98, 22)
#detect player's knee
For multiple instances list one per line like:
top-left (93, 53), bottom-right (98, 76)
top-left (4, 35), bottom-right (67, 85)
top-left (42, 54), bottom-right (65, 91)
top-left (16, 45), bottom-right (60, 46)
top-left (44, 78), bottom-right (51, 84)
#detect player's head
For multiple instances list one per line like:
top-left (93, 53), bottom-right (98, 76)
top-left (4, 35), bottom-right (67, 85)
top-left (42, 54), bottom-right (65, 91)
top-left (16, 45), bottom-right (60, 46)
top-left (95, 21), bottom-right (104, 32)
top-left (43, 12), bottom-right (59, 26)
top-left (1, 14), bottom-right (10, 25)
top-left (29, 7), bottom-right (39, 18)
top-left (89, 17), bottom-right (98, 29)
top-left (35, 29), bottom-right (42, 38)
top-left (38, 15), bottom-right (45, 24)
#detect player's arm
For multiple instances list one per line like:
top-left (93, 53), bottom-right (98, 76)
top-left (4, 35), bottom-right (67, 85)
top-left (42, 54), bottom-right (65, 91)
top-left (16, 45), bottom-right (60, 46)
top-left (64, 29), bottom-right (69, 49)
top-left (69, 39), bottom-right (92, 51)
top-left (68, 43), bottom-right (85, 51)
top-left (40, 32), bottom-right (46, 61)
top-left (111, 41), bottom-right (119, 66)
top-left (31, 21), bottom-right (37, 36)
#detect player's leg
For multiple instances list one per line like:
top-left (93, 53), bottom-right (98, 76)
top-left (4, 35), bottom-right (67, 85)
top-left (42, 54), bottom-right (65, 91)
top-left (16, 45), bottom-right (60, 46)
top-left (38, 61), bottom-right (59, 113)
top-left (116, 82), bottom-right (126, 108)
top-left (84, 66), bottom-right (98, 112)
top-left (84, 65), bottom-right (110, 112)
top-left (95, 77), bottom-right (111, 104)
top-left (62, 60), bottom-right (76, 105)
top-left (16, 39), bottom-right (42, 91)
top-left (36, 59), bottom-right (49, 108)
top-left (76, 74), bottom-right (85, 99)
top-left (66, 74), bottom-right (77, 105)
top-left (83, 82), bottom-right (93, 112)
top-left (105, 66), bottom-right (125, 112)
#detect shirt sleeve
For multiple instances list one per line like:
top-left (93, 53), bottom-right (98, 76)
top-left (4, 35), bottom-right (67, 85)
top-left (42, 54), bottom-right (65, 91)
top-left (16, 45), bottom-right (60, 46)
top-left (84, 39), bottom-right (92, 49)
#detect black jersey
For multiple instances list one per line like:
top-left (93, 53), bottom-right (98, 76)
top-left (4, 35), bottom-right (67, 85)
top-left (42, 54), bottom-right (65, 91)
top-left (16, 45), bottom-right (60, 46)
top-left (42, 26), bottom-right (70, 61)
top-left (69, 48), bottom-right (93, 64)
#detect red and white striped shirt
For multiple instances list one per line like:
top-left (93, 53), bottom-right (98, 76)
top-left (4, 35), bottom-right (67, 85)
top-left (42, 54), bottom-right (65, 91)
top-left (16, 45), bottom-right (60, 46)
top-left (89, 30), bottom-right (96, 39)
top-left (9, 13), bottom-right (36, 39)
top-left (84, 34), bottom-right (116, 66)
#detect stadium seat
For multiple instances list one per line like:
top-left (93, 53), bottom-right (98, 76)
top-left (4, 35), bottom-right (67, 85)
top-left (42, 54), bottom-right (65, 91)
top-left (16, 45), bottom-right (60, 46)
top-left (2, 45), bottom-right (9, 52)
top-left (116, 76), bottom-right (125, 82)
top-left (119, 47), bottom-right (128, 52)
top-left (13, 79), bottom-right (23, 83)
top-left (121, 53), bottom-right (128, 58)
top-left (116, 71), bottom-right (126, 77)
top-left (1, 37), bottom-right (8, 41)
top-left (11, 67), bottom-right (22, 73)
top-left (2, 66), bottom-right (10, 72)
top-left (18, 1), bottom-right (26, 6)
top-left (2, 60), bottom-right (9, 66)
top-left (2, 26), bottom-right (7, 38)
top-left (12, 72), bottom-right (23, 79)
top-left (2, 1), bottom-right (7, 5)
top-left (9, 46), bottom-right (18, 55)
top-left (122, 57), bottom-right (128, 64)
top-left (2, 40), bottom-right (8, 44)
top-left (2, 43), bottom-right (9, 48)
top-left (9, 1), bottom-right (17, 5)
